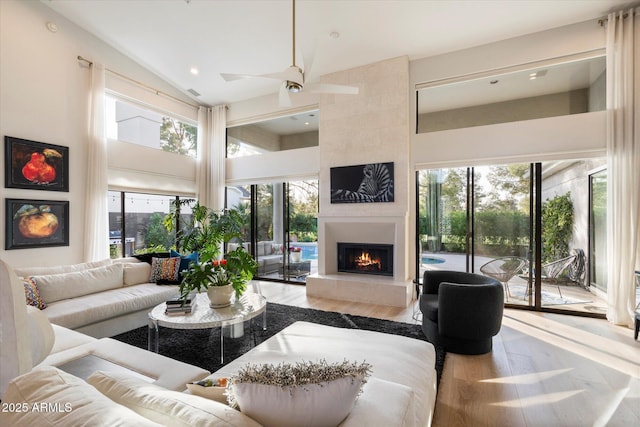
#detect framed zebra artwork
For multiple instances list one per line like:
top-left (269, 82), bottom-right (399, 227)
top-left (330, 162), bottom-right (394, 203)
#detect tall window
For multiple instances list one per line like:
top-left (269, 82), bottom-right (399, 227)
top-left (108, 191), bottom-right (193, 258)
top-left (106, 96), bottom-right (198, 158)
top-left (226, 110), bottom-right (319, 159)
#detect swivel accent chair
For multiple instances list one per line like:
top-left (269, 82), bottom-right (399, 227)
top-left (420, 270), bottom-right (504, 355)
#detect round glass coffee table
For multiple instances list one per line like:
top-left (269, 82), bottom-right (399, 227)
top-left (148, 291), bottom-right (267, 363)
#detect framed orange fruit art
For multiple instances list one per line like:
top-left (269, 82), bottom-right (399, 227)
top-left (5, 199), bottom-right (69, 249)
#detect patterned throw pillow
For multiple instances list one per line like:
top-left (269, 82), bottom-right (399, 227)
top-left (149, 257), bottom-right (180, 283)
top-left (23, 277), bottom-right (47, 310)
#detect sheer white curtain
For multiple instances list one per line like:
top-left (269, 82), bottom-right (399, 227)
top-left (197, 105), bottom-right (227, 211)
top-left (83, 62), bottom-right (109, 262)
top-left (605, 8), bottom-right (640, 326)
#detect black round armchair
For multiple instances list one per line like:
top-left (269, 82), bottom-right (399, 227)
top-left (420, 270), bottom-right (504, 355)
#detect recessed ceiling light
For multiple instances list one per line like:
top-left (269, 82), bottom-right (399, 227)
top-left (304, 122), bottom-right (310, 126)
top-left (330, 31), bottom-right (340, 39)
top-left (190, 67), bottom-right (199, 75)
top-left (46, 22), bottom-right (58, 33)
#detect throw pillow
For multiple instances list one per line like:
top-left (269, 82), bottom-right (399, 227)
top-left (149, 257), bottom-right (180, 283)
top-left (227, 359), bottom-right (371, 427)
top-left (169, 250), bottom-right (199, 274)
top-left (23, 277), bottom-right (46, 309)
top-left (87, 370), bottom-right (261, 427)
top-left (0, 367), bottom-right (160, 427)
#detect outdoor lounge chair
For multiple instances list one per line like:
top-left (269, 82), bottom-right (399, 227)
top-left (479, 256), bottom-right (527, 301)
top-left (542, 252), bottom-right (579, 298)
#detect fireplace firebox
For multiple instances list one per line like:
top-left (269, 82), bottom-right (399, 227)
top-left (337, 242), bottom-right (393, 276)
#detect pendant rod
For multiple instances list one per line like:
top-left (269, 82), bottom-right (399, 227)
top-left (292, 0), bottom-right (296, 66)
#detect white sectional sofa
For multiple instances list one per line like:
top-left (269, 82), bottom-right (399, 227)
top-left (1, 257), bottom-right (438, 426)
top-left (14, 257), bottom-right (180, 338)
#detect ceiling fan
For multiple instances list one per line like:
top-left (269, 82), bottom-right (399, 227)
top-left (220, 0), bottom-right (359, 107)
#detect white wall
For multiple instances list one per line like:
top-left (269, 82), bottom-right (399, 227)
top-left (0, 0), bottom-right (196, 268)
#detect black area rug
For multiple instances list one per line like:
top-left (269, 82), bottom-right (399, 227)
top-left (112, 302), bottom-right (445, 385)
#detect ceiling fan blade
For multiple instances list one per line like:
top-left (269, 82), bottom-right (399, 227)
top-left (279, 83), bottom-right (292, 107)
top-left (306, 83), bottom-right (359, 95)
top-left (220, 71), bottom-right (290, 82)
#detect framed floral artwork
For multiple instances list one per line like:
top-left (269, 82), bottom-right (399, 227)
top-left (5, 198), bottom-right (69, 250)
top-left (4, 136), bottom-right (69, 192)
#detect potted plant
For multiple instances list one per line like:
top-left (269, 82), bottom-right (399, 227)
top-left (289, 246), bottom-right (302, 263)
top-left (165, 200), bottom-right (258, 305)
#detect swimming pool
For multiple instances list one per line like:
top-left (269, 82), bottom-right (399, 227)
top-left (421, 255), bottom-right (445, 264)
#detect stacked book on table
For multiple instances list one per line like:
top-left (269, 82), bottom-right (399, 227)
top-left (164, 296), bottom-right (192, 316)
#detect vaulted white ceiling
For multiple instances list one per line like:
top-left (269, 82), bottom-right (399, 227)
top-left (44, 0), bottom-right (628, 108)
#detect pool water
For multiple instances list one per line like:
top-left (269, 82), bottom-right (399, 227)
top-left (299, 244), bottom-right (318, 260)
top-left (421, 255), bottom-right (445, 264)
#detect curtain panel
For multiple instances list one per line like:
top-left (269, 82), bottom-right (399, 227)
top-left (605, 8), bottom-right (640, 326)
top-left (197, 105), bottom-right (227, 211)
top-left (83, 63), bottom-right (110, 262)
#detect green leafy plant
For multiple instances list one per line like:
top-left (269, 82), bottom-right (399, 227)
top-left (541, 192), bottom-right (574, 263)
top-left (165, 200), bottom-right (257, 300)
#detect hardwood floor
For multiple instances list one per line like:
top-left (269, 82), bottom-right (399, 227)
top-left (255, 280), bottom-right (640, 427)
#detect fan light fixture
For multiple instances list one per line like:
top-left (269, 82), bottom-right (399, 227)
top-left (220, 0), bottom-right (358, 106)
top-left (286, 81), bottom-right (303, 93)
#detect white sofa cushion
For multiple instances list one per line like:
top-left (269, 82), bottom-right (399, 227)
top-left (0, 366), bottom-right (162, 426)
top-left (13, 258), bottom-right (112, 277)
top-left (340, 377), bottom-right (416, 427)
top-left (25, 305), bottom-right (55, 367)
top-left (88, 370), bottom-right (261, 427)
top-left (43, 283), bottom-right (178, 330)
top-left (124, 262), bottom-right (152, 286)
top-left (32, 262), bottom-right (124, 303)
top-left (213, 321), bottom-right (437, 427)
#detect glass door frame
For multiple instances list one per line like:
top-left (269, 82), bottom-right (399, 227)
top-left (416, 162), bottom-right (603, 317)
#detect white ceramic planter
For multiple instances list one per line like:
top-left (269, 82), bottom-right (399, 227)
top-left (207, 284), bottom-right (233, 308)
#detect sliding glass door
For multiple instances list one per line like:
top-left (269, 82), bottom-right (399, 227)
top-left (417, 164), bottom-right (534, 306)
top-left (417, 159), bottom-right (607, 316)
top-left (227, 180), bottom-right (318, 284)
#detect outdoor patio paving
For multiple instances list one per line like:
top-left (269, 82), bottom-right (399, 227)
top-left (420, 252), bottom-right (609, 315)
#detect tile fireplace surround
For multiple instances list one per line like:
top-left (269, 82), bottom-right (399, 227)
top-left (306, 216), bottom-right (413, 307)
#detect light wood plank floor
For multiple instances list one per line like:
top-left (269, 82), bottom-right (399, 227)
top-left (255, 280), bottom-right (640, 427)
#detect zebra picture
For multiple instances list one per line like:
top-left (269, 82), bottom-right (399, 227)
top-left (330, 162), bottom-right (394, 203)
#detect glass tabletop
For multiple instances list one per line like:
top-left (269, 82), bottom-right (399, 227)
top-left (149, 291), bottom-right (266, 330)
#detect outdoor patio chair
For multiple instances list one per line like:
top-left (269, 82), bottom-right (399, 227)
top-left (479, 256), bottom-right (527, 301)
top-left (542, 253), bottom-right (578, 298)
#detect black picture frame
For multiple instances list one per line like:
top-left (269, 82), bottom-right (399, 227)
top-left (5, 198), bottom-right (69, 250)
top-left (330, 162), bottom-right (395, 203)
top-left (4, 136), bottom-right (69, 192)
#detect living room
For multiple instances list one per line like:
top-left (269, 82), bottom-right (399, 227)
top-left (1, 1), bottom-right (639, 426)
